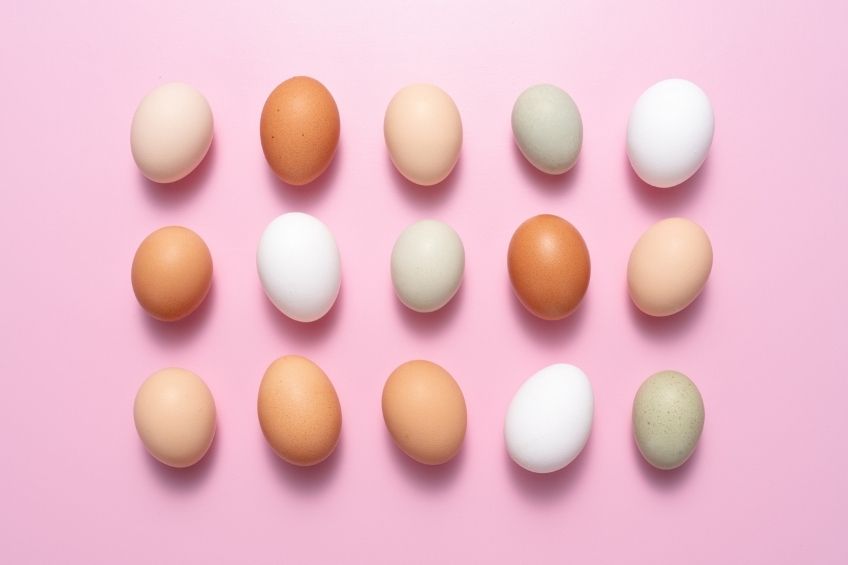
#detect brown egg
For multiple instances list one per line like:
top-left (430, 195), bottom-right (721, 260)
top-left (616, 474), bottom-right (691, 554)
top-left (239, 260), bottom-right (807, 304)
top-left (131, 226), bottom-right (212, 321)
top-left (382, 360), bottom-right (467, 465)
top-left (507, 214), bottom-right (590, 320)
top-left (257, 355), bottom-right (342, 466)
top-left (260, 76), bottom-right (340, 186)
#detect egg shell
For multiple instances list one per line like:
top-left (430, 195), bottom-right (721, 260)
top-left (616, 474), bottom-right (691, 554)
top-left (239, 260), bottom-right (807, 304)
top-left (130, 82), bottom-right (213, 183)
top-left (257, 355), bottom-right (342, 467)
top-left (507, 214), bottom-right (590, 320)
top-left (384, 84), bottom-right (462, 186)
top-left (633, 370), bottom-right (705, 470)
top-left (627, 217), bottom-right (713, 317)
top-left (512, 84), bottom-right (583, 174)
top-left (382, 360), bottom-right (467, 465)
top-left (260, 76), bottom-right (340, 186)
top-left (391, 220), bottom-right (465, 313)
top-left (131, 226), bottom-right (213, 321)
top-left (257, 212), bottom-right (341, 323)
top-left (627, 78), bottom-right (714, 188)
top-left (504, 363), bottom-right (594, 474)
top-left (133, 368), bottom-right (216, 468)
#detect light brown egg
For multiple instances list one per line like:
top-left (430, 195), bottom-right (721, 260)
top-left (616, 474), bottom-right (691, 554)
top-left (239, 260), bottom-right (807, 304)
top-left (260, 76), bottom-right (340, 186)
top-left (257, 355), bottom-right (342, 466)
top-left (133, 368), bottom-right (217, 468)
top-left (627, 217), bottom-right (713, 317)
top-left (507, 214), bottom-right (590, 320)
top-left (131, 226), bottom-right (213, 321)
top-left (382, 360), bottom-right (467, 465)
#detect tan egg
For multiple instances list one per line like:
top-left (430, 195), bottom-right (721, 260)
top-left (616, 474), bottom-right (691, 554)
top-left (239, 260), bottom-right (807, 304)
top-left (260, 76), bottom-right (340, 186)
top-left (382, 360), bottom-right (467, 465)
top-left (628, 217), bottom-right (713, 317)
top-left (134, 368), bottom-right (216, 468)
top-left (131, 226), bottom-right (213, 321)
top-left (507, 214), bottom-right (591, 320)
top-left (384, 84), bottom-right (462, 186)
top-left (257, 355), bottom-right (342, 466)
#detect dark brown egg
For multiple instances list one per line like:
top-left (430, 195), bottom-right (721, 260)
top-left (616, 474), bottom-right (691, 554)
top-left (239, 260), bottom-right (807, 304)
top-left (507, 214), bottom-right (590, 320)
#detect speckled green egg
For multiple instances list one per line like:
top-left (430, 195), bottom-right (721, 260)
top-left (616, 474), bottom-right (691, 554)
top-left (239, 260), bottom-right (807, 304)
top-left (633, 370), bottom-right (705, 470)
top-left (511, 84), bottom-right (583, 175)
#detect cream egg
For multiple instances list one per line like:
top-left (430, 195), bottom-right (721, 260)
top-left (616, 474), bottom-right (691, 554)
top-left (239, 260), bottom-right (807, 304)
top-left (512, 84), bottom-right (583, 174)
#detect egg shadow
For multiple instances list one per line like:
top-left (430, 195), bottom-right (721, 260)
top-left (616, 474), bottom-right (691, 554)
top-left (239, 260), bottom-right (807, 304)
top-left (507, 281), bottom-right (588, 345)
top-left (263, 432), bottom-right (344, 493)
top-left (626, 284), bottom-right (709, 342)
top-left (140, 282), bottom-right (216, 347)
top-left (631, 433), bottom-right (700, 491)
top-left (387, 152), bottom-right (461, 209)
top-left (260, 283), bottom-right (343, 345)
top-left (511, 142), bottom-right (581, 192)
top-left (142, 421), bottom-right (219, 492)
top-left (264, 140), bottom-right (343, 210)
top-left (506, 433), bottom-right (593, 503)
top-left (384, 433), bottom-right (465, 490)
top-left (626, 152), bottom-right (709, 212)
top-left (140, 140), bottom-right (216, 207)
top-left (393, 282), bottom-right (464, 336)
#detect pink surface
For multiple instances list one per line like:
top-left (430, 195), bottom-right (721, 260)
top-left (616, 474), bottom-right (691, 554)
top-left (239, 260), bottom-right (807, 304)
top-left (1, 1), bottom-right (846, 563)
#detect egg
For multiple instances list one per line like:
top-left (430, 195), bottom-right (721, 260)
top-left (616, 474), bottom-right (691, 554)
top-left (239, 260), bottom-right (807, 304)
top-left (260, 76), bottom-right (340, 186)
top-left (130, 82), bottom-right (213, 183)
top-left (257, 355), bottom-right (342, 466)
top-left (505, 364), bottom-right (593, 474)
top-left (384, 84), bottom-right (462, 186)
top-left (507, 214), bottom-right (590, 320)
top-left (257, 355), bottom-right (342, 467)
top-left (512, 84), bottom-right (583, 174)
top-left (633, 370), bottom-right (705, 470)
top-left (628, 217), bottom-right (713, 317)
top-left (257, 212), bottom-right (341, 322)
top-left (131, 226), bottom-right (213, 321)
top-left (382, 360), bottom-right (467, 465)
top-left (391, 220), bottom-right (465, 313)
top-left (627, 78), bottom-right (714, 188)
top-left (134, 368), bottom-right (216, 468)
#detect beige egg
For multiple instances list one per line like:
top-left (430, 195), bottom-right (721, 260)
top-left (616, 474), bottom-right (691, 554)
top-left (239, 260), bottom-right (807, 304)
top-left (633, 370), bottom-right (705, 470)
top-left (384, 84), bottom-right (462, 186)
top-left (627, 217), bottom-right (713, 317)
top-left (257, 355), bottom-right (342, 466)
top-left (382, 360), bottom-right (467, 465)
top-left (133, 368), bottom-right (217, 468)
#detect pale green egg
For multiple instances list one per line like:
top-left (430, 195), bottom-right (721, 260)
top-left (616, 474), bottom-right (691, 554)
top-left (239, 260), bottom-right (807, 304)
top-left (511, 84), bottom-right (582, 175)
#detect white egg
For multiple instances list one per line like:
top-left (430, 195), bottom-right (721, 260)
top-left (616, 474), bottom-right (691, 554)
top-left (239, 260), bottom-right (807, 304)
top-left (391, 220), bottom-right (465, 313)
top-left (257, 212), bottom-right (341, 323)
top-left (504, 363), bottom-right (594, 474)
top-left (626, 78), bottom-right (714, 188)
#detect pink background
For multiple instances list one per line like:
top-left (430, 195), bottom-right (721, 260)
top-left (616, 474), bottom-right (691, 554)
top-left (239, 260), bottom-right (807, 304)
top-left (2, 1), bottom-right (846, 563)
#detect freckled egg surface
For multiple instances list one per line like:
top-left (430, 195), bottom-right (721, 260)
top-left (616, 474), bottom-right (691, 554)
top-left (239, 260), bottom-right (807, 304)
top-left (382, 360), bottom-right (467, 465)
top-left (511, 84), bottom-right (583, 175)
top-left (507, 214), bottom-right (590, 320)
top-left (257, 355), bottom-right (342, 467)
top-left (131, 226), bottom-right (213, 321)
top-left (260, 76), bottom-right (340, 186)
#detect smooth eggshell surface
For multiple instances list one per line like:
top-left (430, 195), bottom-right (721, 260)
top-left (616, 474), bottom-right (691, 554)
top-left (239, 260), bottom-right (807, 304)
top-left (382, 360), bottom-right (467, 465)
top-left (391, 220), bottom-right (465, 313)
top-left (131, 226), bottom-right (213, 322)
top-left (257, 212), bottom-right (341, 322)
top-left (130, 82), bottom-right (213, 183)
top-left (512, 84), bottom-right (583, 174)
top-left (505, 363), bottom-right (594, 474)
top-left (627, 78), bottom-right (714, 188)
top-left (133, 368), bottom-right (217, 468)
top-left (633, 370), bottom-right (705, 470)
top-left (257, 355), bottom-right (342, 467)
top-left (628, 217), bottom-right (713, 317)
top-left (507, 214), bottom-right (590, 320)
top-left (384, 84), bottom-right (462, 186)
top-left (260, 76), bottom-right (340, 186)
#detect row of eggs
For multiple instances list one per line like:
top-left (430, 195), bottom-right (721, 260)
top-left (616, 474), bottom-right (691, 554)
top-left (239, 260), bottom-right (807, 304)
top-left (134, 358), bottom-right (705, 473)
top-left (131, 213), bottom-right (713, 323)
top-left (131, 77), bottom-right (714, 189)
